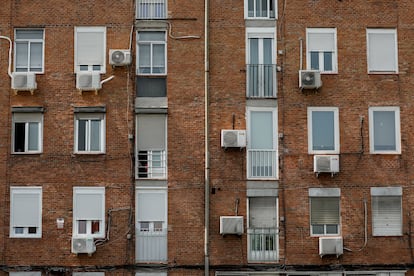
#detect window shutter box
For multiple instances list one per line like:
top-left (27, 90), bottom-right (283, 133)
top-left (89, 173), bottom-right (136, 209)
top-left (220, 216), bottom-right (244, 235)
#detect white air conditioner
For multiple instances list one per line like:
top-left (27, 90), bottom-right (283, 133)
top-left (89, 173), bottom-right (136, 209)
top-left (319, 237), bottom-right (343, 258)
top-left (314, 155), bottom-right (339, 175)
top-left (11, 72), bottom-right (37, 93)
top-left (299, 70), bottom-right (322, 89)
top-left (220, 216), bottom-right (244, 235)
top-left (109, 49), bottom-right (132, 66)
top-left (76, 72), bottom-right (102, 92)
top-left (221, 130), bottom-right (246, 148)
top-left (71, 237), bottom-right (96, 255)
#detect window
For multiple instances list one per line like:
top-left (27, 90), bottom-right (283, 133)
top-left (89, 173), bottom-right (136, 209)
top-left (75, 27), bottom-right (106, 73)
top-left (369, 106), bottom-right (400, 154)
top-left (308, 107), bottom-right (339, 154)
top-left (367, 28), bottom-right (398, 73)
top-left (136, 114), bottom-right (167, 179)
top-left (12, 112), bottom-right (43, 154)
top-left (10, 187), bottom-right (42, 238)
top-left (245, 0), bottom-right (276, 19)
top-left (136, 76), bottom-right (167, 97)
top-left (136, 0), bottom-right (166, 19)
top-left (371, 187), bottom-right (402, 236)
top-left (14, 29), bottom-right (44, 73)
top-left (73, 187), bottom-right (105, 238)
top-left (306, 28), bottom-right (337, 73)
top-left (74, 111), bottom-right (106, 154)
top-left (247, 107), bottom-right (278, 179)
top-left (136, 189), bottom-right (167, 262)
top-left (137, 31), bottom-right (166, 75)
top-left (9, 273), bottom-right (42, 276)
top-left (248, 197), bottom-right (278, 262)
top-left (309, 188), bottom-right (340, 236)
top-left (246, 28), bottom-right (276, 98)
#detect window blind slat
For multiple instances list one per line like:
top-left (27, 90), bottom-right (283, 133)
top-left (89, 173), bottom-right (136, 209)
top-left (372, 196), bottom-right (402, 236)
top-left (310, 197), bottom-right (339, 224)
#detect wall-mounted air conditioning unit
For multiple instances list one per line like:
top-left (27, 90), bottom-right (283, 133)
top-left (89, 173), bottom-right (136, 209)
top-left (299, 70), bottom-right (322, 89)
top-left (220, 216), bottom-right (244, 235)
top-left (76, 72), bottom-right (102, 92)
top-left (314, 155), bottom-right (339, 176)
top-left (71, 237), bottom-right (96, 255)
top-left (221, 130), bottom-right (246, 148)
top-left (109, 49), bottom-right (132, 66)
top-left (319, 237), bottom-right (343, 258)
top-left (11, 72), bottom-right (37, 94)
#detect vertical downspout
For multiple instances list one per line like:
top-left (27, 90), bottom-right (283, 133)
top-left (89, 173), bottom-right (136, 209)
top-left (204, 0), bottom-right (210, 273)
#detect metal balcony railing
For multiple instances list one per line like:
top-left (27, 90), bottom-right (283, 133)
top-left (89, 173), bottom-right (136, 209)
top-left (137, 150), bottom-right (166, 179)
top-left (247, 149), bottom-right (277, 179)
top-left (247, 64), bottom-right (277, 98)
top-left (248, 228), bottom-right (278, 262)
top-left (136, 0), bottom-right (166, 19)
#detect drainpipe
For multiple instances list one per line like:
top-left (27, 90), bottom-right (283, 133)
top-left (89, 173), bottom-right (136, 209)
top-left (204, 0), bottom-right (210, 274)
top-left (0, 35), bottom-right (13, 78)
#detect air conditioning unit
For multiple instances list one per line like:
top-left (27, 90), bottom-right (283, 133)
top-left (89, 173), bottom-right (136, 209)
top-left (314, 155), bottom-right (339, 175)
top-left (319, 237), bottom-right (343, 258)
top-left (220, 216), bottom-right (244, 235)
top-left (221, 130), bottom-right (246, 148)
top-left (71, 237), bottom-right (96, 255)
top-left (76, 72), bottom-right (102, 92)
top-left (11, 72), bottom-right (37, 93)
top-left (109, 49), bottom-right (132, 66)
top-left (299, 70), bottom-right (322, 89)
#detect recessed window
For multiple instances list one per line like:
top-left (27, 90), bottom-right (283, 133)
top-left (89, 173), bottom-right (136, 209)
top-left (14, 29), bottom-right (44, 73)
top-left (12, 112), bottom-right (43, 154)
top-left (309, 188), bottom-right (340, 236)
top-left (137, 31), bottom-right (166, 75)
top-left (74, 112), bottom-right (106, 154)
top-left (371, 187), bottom-right (402, 236)
top-left (306, 28), bottom-right (337, 73)
top-left (10, 187), bottom-right (42, 238)
top-left (369, 106), bottom-right (400, 154)
top-left (367, 28), bottom-right (398, 73)
top-left (75, 27), bottom-right (106, 73)
top-left (73, 187), bottom-right (105, 238)
top-left (308, 107), bottom-right (340, 154)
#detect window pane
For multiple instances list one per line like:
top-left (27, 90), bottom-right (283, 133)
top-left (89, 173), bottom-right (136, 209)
top-left (324, 52), bottom-right (333, 71)
top-left (91, 220), bottom-right (100, 234)
top-left (28, 122), bottom-right (39, 151)
top-left (373, 111), bottom-right (396, 151)
top-left (78, 220), bottom-right (87, 234)
top-left (326, 224), bottom-right (338, 234)
top-left (14, 227), bottom-right (24, 234)
top-left (139, 32), bottom-right (164, 41)
top-left (250, 111), bottom-right (273, 149)
top-left (259, 0), bottom-right (267, 17)
top-left (248, 0), bottom-right (254, 17)
top-left (28, 227), bottom-right (37, 234)
top-left (138, 44), bottom-right (151, 73)
top-left (77, 120), bottom-right (86, 151)
top-left (249, 38), bottom-right (259, 64)
top-left (312, 111), bottom-right (335, 151)
top-left (152, 44), bottom-right (165, 73)
top-left (312, 225), bottom-right (324, 235)
top-left (90, 120), bottom-right (101, 151)
top-left (14, 122), bottom-right (26, 152)
top-left (310, 51), bottom-right (319, 70)
top-left (30, 42), bottom-right (43, 71)
top-left (140, 221), bottom-right (150, 231)
top-left (16, 30), bottom-right (43, 39)
top-left (263, 38), bottom-right (272, 65)
top-left (15, 42), bottom-right (29, 70)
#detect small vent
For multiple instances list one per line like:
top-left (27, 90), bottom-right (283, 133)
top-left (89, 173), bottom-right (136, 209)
top-left (221, 130), bottom-right (246, 148)
top-left (109, 49), bottom-right (132, 66)
top-left (71, 237), bottom-right (96, 255)
top-left (319, 237), bottom-right (343, 258)
top-left (299, 70), bottom-right (322, 89)
top-left (220, 216), bottom-right (244, 235)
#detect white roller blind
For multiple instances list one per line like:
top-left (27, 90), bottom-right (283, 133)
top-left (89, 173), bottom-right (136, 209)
top-left (310, 197), bottom-right (339, 225)
top-left (137, 115), bottom-right (166, 149)
top-left (137, 191), bottom-right (166, 221)
top-left (11, 188), bottom-right (41, 227)
top-left (74, 187), bottom-right (105, 220)
top-left (308, 32), bottom-right (335, 51)
top-left (249, 197), bottom-right (277, 228)
top-left (367, 30), bottom-right (397, 71)
top-left (372, 196), bottom-right (402, 236)
top-left (76, 27), bottom-right (105, 66)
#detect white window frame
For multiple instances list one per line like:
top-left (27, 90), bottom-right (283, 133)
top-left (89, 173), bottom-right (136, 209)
top-left (306, 28), bottom-right (337, 73)
top-left (366, 28), bottom-right (398, 73)
top-left (307, 107), bottom-right (340, 154)
top-left (368, 106), bottom-right (401, 154)
top-left (10, 187), bottom-right (42, 238)
top-left (371, 187), bottom-right (402, 237)
top-left (309, 188), bottom-right (341, 237)
top-left (74, 113), bottom-right (106, 154)
top-left (14, 29), bottom-right (45, 73)
top-left (73, 187), bottom-right (105, 238)
top-left (246, 107), bottom-right (278, 180)
top-left (244, 0), bottom-right (277, 19)
top-left (74, 26), bottom-right (106, 73)
top-left (12, 113), bottom-right (43, 154)
top-left (136, 30), bottom-right (167, 75)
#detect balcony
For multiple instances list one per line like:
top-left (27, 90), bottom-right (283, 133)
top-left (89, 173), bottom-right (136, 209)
top-left (248, 228), bottom-right (278, 262)
top-left (136, 227), bottom-right (167, 262)
top-left (137, 150), bottom-right (166, 179)
top-left (247, 64), bottom-right (277, 98)
top-left (136, 0), bottom-right (166, 19)
top-left (247, 149), bottom-right (277, 179)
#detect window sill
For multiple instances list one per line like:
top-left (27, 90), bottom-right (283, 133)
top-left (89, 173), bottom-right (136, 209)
top-left (12, 152), bottom-right (42, 155)
top-left (368, 71), bottom-right (399, 75)
top-left (10, 235), bottom-right (42, 238)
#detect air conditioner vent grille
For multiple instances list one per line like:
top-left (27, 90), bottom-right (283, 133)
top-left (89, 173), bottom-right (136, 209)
top-left (221, 130), bottom-right (246, 148)
top-left (299, 70), bottom-right (322, 89)
top-left (109, 49), bottom-right (132, 66)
